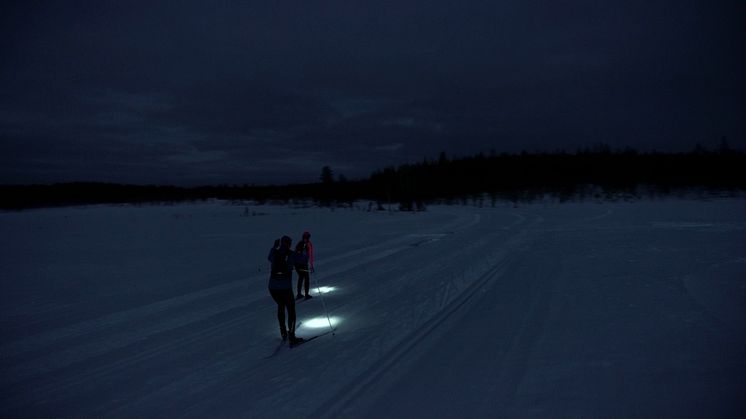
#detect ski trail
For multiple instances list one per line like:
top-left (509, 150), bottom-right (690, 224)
top-left (313, 255), bottom-right (518, 418)
top-left (323, 214), bottom-right (560, 418)
top-left (313, 213), bottom-right (543, 418)
top-left (1, 307), bottom-right (254, 414)
top-left (480, 254), bottom-right (560, 415)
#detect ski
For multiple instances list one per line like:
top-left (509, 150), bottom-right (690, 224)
top-left (266, 328), bottom-right (335, 357)
top-left (265, 340), bottom-right (285, 358)
top-left (263, 321), bottom-right (305, 359)
top-left (289, 329), bottom-right (336, 349)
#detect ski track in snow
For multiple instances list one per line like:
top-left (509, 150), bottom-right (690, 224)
top-left (1, 200), bottom-right (745, 418)
top-left (313, 214), bottom-right (544, 418)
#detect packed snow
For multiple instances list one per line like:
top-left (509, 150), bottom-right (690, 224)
top-left (1, 198), bottom-right (745, 418)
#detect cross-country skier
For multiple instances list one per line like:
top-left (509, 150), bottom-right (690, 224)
top-left (268, 236), bottom-right (303, 345)
top-left (302, 231), bottom-right (314, 273)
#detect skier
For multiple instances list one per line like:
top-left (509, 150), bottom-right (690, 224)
top-left (267, 236), bottom-right (303, 345)
top-left (295, 240), bottom-right (311, 300)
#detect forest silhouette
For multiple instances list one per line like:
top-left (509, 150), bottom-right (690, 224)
top-left (2, 145), bottom-right (744, 210)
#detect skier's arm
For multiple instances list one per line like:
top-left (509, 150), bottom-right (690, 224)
top-left (267, 247), bottom-right (276, 263)
top-left (267, 239), bottom-right (280, 262)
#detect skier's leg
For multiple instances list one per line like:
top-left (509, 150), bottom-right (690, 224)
top-left (269, 289), bottom-right (287, 337)
top-left (303, 271), bottom-right (310, 296)
top-left (285, 290), bottom-right (304, 344)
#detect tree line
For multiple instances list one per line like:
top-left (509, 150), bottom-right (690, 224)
top-left (1, 146), bottom-right (744, 210)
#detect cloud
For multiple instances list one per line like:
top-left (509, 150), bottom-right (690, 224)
top-left (1, 0), bottom-right (744, 185)
top-left (374, 143), bottom-right (405, 152)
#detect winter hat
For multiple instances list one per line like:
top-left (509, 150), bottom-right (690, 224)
top-left (302, 231), bottom-right (311, 239)
top-left (280, 235), bottom-right (292, 247)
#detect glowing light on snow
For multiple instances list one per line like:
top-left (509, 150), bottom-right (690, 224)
top-left (302, 316), bottom-right (342, 329)
top-left (312, 286), bottom-right (336, 295)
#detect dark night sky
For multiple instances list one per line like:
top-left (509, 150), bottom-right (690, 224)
top-left (1, 1), bottom-right (744, 186)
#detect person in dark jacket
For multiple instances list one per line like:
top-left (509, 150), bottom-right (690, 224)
top-left (267, 236), bottom-right (303, 345)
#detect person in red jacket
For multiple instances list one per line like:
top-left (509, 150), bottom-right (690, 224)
top-left (295, 231), bottom-right (315, 299)
top-left (302, 231), bottom-right (314, 273)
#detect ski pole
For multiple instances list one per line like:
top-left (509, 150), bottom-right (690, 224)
top-left (313, 271), bottom-right (335, 334)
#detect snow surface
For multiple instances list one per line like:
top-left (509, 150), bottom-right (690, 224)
top-left (1, 199), bottom-right (745, 418)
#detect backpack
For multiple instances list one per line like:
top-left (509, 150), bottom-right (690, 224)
top-left (294, 242), bottom-right (309, 266)
top-left (272, 248), bottom-right (289, 275)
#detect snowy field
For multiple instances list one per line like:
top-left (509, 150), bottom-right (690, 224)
top-left (1, 198), bottom-right (745, 418)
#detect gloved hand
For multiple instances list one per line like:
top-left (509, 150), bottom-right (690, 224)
top-left (310, 266), bottom-right (315, 274)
